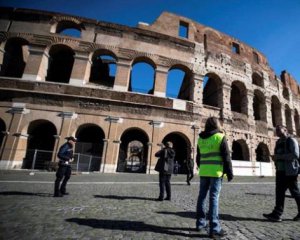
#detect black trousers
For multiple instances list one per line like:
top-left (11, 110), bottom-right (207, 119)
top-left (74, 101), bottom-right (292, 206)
top-left (186, 170), bottom-right (194, 183)
top-left (274, 171), bottom-right (300, 216)
top-left (159, 172), bottom-right (171, 199)
top-left (54, 165), bottom-right (71, 195)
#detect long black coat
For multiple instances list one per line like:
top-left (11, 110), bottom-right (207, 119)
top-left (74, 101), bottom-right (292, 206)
top-left (154, 147), bottom-right (175, 174)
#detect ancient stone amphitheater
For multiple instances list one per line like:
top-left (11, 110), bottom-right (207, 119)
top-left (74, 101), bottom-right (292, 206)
top-left (0, 7), bottom-right (299, 176)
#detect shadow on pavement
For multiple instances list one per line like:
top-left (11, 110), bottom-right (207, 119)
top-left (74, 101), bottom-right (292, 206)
top-left (66, 218), bottom-right (208, 238)
top-left (0, 191), bottom-right (52, 197)
top-left (94, 195), bottom-right (155, 201)
top-left (246, 192), bottom-right (293, 198)
top-left (157, 211), bottom-right (269, 222)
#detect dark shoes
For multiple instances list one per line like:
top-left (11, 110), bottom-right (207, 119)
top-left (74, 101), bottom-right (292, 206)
top-left (164, 197), bottom-right (171, 201)
top-left (156, 197), bottom-right (163, 201)
top-left (53, 193), bottom-right (63, 197)
top-left (209, 229), bottom-right (227, 239)
top-left (293, 213), bottom-right (300, 221)
top-left (263, 213), bottom-right (282, 222)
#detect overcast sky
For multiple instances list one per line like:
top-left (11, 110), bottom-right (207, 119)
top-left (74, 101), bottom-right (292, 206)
top-left (1, 0), bottom-right (300, 83)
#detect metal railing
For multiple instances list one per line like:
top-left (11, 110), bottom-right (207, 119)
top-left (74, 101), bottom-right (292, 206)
top-left (1, 148), bottom-right (102, 172)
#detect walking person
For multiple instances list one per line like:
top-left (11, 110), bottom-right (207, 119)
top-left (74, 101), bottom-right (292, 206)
top-left (195, 117), bottom-right (233, 238)
top-left (154, 142), bottom-right (176, 201)
top-left (263, 125), bottom-right (300, 222)
top-left (185, 157), bottom-right (194, 185)
top-left (53, 136), bottom-right (76, 197)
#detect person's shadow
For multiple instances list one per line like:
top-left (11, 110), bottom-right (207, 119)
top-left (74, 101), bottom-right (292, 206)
top-left (66, 218), bottom-right (208, 238)
top-left (157, 211), bottom-right (269, 222)
top-left (94, 195), bottom-right (156, 201)
top-left (0, 191), bottom-right (52, 197)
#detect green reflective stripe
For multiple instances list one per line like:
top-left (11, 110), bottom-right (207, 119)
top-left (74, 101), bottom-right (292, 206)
top-left (201, 152), bottom-right (221, 158)
top-left (200, 160), bottom-right (223, 165)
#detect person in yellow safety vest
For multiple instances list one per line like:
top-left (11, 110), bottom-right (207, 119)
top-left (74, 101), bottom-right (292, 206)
top-left (195, 117), bottom-right (233, 238)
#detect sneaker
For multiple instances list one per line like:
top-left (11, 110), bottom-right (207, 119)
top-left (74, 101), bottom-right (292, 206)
top-left (209, 229), bottom-right (227, 238)
top-left (293, 213), bottom-right (300, 221)
top-left (196, 226), bottom-right (207, 233)
top-left (263, 213), bottom-right (282, 222)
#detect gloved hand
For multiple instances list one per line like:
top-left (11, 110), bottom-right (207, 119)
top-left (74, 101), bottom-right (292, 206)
top-left (227, 173), bottom-right (233, 182)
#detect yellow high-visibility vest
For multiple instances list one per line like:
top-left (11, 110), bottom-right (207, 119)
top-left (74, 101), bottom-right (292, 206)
top-left (198, 132), bottom-right (224, 177)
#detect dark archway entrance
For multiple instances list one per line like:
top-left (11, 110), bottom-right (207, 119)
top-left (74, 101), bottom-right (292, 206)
top-left (23, 120), bottom-right (57, 169)
top-left (162, 132), bottom-right (191, 174)
top-left (117, 128), bottom-right (148, 173)
top-left (231, 140), bottom-right (249, 161)
top-left (256, 143), bottom-right (270, 162)
top-left (75, 124), bottom-right (105, 171)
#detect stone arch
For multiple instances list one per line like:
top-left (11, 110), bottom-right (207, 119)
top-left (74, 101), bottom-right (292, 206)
top-left (203, 72), bottom-right (222, 108)
top-left (162, 131), bottom-right (191, 174)
top-left (0, 37), bottom-right (29, 78)
top-left (23, 120), bottom-right (57, 169)
top-left (117, 127), bottom-right (149, 173)
top-left (253, 89), bottom-right (267, 121)
top-left (256, 142), bottom-right (270, 162)
top-left (46, 44), bottom-right (75, 83)
top-left (282, 87), bottom-right (289, 101)
top-left (285, 104), bottom-right (293, 134)
top-left (89, 49), bottom-right (117, 88)
top-left (271, 95), bottom-right (282, 127)
top-left (231, 139), bottom-right (249, 161)
top-left (75, 124), bottom-right (105, 171)
top-left (129, 57), bottom-right (156, 94)
top-left (252, 72), bottom-right (264, 88)
top-left (52, 19), bottom-right (84, 37)
top-left (294, 109), bottom-right (300, 137)
top-left (230, 81), bottom-right (247, 114)
top-left (166, 64), bottom-right (193, 100)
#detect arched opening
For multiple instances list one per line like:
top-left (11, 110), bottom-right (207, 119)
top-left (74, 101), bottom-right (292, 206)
top-left (282, 87), bottom-right (289, 101)
top-left (0, 118), bottom-right (6, 150)
top-left (23, 120), bottom-right (57, 169)
top-left (285, 105), bottom-right (293, 134)
top-left (117, 128), bottom-right (149, 173)
top-left (89, 52), bottom-right (116, 88)
top-left (271, 96), bottom-right (282, 127)
top-left (294, 109), bottom-right (300, 137)
top-left (252, 72), bottom-right (264, 88)
top-left (162, 132), bottom-right (191, 174)
top-left (230, 81), bottom-right (247, 114)
top-left (231, 139), bottom-right (249, 161)
top-left (203, 73), bottom-right (222, 108)
top-left (166, 66), bottom-right (192, 100)
top-left (256, 143), bottom-right (270, 162)
top-left (253, 89), bottom-right (266, 121)
top-left (55, 20), bottom-right (82, 38)
top-left (75, 124), bottom-right (105, 171)
top-left (46, 44), bottom-right (74, 83)
top-left (0, 37), bottom-right (29, 78)
top-left (129, 59), bottom-right (155, 94)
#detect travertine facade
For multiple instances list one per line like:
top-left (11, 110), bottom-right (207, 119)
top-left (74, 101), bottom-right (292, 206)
top-left (0, 8), bottom-right (299, 175)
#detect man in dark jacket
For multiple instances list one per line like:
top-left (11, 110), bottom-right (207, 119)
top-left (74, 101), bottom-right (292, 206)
top-left (195, 117), bottom-right (233, 238)
top-left (154, 141), bottom-right (175, 201)
top-left (53, 136), bottom-right (76, 197)
top-left (263, 125), bottom-right (300, 222)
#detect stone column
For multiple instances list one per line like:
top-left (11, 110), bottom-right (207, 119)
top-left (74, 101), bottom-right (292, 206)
top-left (0, 103), bottom-right (30, 169)
top-left (22, 45), bottom-right (47, 81)
top-left (69, 51), bottom-right (89, 86)
top-left (291, 109), bottom-right (296, 135)
top-left (148, 120), bottom-right (164, 174)
top-left (0, 42), bottom-right (5, 67)
top-left (100, 139), bottom-right (108, 172)
top-left (113, 58), bottom-right (131, 92)
top-left (247, 90), bottom-right (255, 127)
top-left (220, 82), bottom-right (232, 121)
top-left (54, 112), bottom-right (78, 157)
top-left (153, 65), bottom-right (168, 97)
top-left (281, 106), bottom-right (286, 128)
top-left (192, 74), bottom-right (204, 114)
top-left (102, 116), bottom-right (123, 173)
top-left (265, 96), bottom-right (273, 130)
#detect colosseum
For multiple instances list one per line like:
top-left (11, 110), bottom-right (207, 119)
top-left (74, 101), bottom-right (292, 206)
top-left (0, 7), bottom-right (299, 176)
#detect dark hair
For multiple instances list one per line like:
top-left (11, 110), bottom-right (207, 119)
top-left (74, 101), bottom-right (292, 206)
top-left (204, 117), bottom-right (220, 132)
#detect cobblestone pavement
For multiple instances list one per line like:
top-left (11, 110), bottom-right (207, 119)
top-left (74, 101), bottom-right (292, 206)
top-left (0, 171), bottom-right (299, 240)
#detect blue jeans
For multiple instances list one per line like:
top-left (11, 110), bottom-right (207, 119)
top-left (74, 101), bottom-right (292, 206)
top-left (196, 177), bottom-right (222, 234)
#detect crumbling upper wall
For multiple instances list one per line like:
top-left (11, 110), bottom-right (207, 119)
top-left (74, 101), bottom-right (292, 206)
top-left (281, 70), bottom-right (300, 96)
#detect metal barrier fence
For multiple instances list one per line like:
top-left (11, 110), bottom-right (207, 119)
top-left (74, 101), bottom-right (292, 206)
top-left (1, 148), bottom-right (102, 172)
